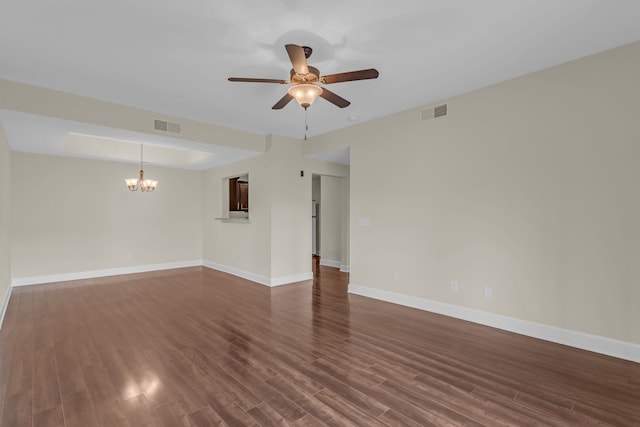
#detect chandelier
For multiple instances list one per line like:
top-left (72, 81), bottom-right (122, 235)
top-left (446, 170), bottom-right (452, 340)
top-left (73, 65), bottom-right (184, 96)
top-left (125, 144), bottom-right (158, 192)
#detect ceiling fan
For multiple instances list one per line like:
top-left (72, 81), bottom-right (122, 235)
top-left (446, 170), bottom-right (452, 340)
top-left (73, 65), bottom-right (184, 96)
top-left (228, 44), bottom-right (379, 110)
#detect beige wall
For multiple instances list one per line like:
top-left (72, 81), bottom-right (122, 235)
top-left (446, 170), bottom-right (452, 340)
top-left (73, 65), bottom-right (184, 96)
top-left (202, 147), bottom-right (272, 278)
top-left (202, 136), bottom-right (351, 282)
top-left (0, 79), bottom-right (266, 153)
top-left (320, 175), bottom-right (346, 266)
top-left (11, 152), bottom-right (203, 278)
top-left (268, 135), bottom-right (312, 279)
top-left (202, 135), bottom-right (334, 281)
top-left (0, 123), bottom-right (11, 320)
top-left (311, 41), bottom-right (640, 345)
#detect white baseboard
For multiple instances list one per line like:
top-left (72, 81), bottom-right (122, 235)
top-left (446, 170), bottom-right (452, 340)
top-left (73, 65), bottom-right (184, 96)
top-left (339, 265), bottom-right (350, 273)
top-left (10, 259), bottom-right (313, 290)
top-left (203, 261), bottom-right (312, 287)
top-left (270, 272), bottom-right (314, 287)
top-left (348, 283), bottom-right (640, 364)
top-left (11, 260), bottom-right (203, 287)
top-left (0, 284), bottom-right (11, 330)
top-left (202, 261), bottom-right (270, 286)
top-left (319, 259), bottom-right (341, 269)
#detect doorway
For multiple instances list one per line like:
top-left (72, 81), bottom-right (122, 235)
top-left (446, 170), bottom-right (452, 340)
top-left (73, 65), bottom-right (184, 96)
top-left (311, 174), bottom-right (349, 271)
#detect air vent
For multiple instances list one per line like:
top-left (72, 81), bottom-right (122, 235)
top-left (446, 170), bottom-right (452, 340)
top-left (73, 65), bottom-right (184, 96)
top-left (421, 104), bottom-right (448, 121)
top-left (434, 104), bottom-right (447, 118)
top-left (154, 119), bottom-right (181, 134)
top-left (167, 122), bottom-right (181, 133)
top-left (154, 119), bottom-right (167, 131)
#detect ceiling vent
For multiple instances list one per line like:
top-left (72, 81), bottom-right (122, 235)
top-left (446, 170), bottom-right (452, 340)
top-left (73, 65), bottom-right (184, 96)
top-left (154, 119), bottom-right (181, 134)
top-left (421, 104), bottom-right (447, 121)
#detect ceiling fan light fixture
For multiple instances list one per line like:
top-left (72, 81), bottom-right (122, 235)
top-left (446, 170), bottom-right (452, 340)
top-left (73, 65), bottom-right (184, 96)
top-left (288, 84), bottom-right (322, 109)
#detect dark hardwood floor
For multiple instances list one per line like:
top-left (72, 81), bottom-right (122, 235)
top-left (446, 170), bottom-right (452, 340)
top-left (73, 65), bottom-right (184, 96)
top-left (0, 261), bottom-right (639, 426)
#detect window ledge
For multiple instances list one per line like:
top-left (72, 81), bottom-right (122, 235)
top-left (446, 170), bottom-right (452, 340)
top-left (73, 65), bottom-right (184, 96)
top-left (214, 217), bottom-right (250, 223)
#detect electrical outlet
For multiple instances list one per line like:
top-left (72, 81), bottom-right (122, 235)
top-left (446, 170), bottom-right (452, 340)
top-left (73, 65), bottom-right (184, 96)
top-left (450, 281), bottom-right (459, 293)
top-left (126, 252), bottom-right (133, 260)
top-left (393, 272), bottom-right (399, 282)
top-left (484, 287), bottom-right (493, 298)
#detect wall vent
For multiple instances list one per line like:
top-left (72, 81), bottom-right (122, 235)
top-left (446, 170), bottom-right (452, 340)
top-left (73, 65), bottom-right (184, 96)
top-left (434, 104), bottom-right (447, 118)
top-left (154, 119), bottom-right (181, 134)
top-left (421, 104), bottom-right (448, 121)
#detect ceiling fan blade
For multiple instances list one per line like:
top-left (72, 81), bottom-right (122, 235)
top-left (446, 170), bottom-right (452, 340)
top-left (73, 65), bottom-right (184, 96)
top-left (285, 44), bottom-right (309, 75)
top-left (320, 68), bottom-right (379, 84)
top-left (319, 88), bottom-right (350, 108)
top-left (272, 93), bottom-right (294, 110)
top-left (228, 77), bottom-right (288, 84)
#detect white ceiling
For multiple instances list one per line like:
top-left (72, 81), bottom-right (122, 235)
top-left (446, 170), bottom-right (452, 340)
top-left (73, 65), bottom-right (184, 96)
top-left (1, 0), bottom-right (639, 168)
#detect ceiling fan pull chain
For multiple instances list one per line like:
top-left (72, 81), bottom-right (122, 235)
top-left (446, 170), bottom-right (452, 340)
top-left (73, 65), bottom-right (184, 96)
top-left (304, 108), bottom-right (309, 141)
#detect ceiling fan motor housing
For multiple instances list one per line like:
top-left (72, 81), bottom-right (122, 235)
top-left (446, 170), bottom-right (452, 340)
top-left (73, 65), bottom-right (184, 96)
top-left (290, 66), bottom-right (320, 84)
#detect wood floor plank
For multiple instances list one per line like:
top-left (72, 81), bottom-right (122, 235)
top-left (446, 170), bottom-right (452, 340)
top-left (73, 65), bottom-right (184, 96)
top-left (131, 346), bottom-right (256, 427)
top-left (53, 338), bottom-right (86, 397)
top-left (33, 406), bottom-right (65, 427)
top-left (1, 288), bottom-right (34, 427)
top-left (177, 347), bottom-right (261, 412)
top-left (120, 394), bottom-right (161, 427)
top-left (187, 405), bottom-right (228, 427)
top-left (91, 401), bottom-right (131, 427)
top-left (0, 295), bottom-right (20, 424)
top-left (311, 388), bottom-right (389, 427)
top-left (0, 393), bottom-right (32, 427)
top-left (245, 403), bottom-right (289, 427)
top-left (140, 347), bottom-right (210, 413)
top-left (265, 373), bottom-right (323, 406)
top-left (60, 390), bottom-right (98, 427)
top-left (294, 393), bottom-right (358, 427)
top-left (113, 347), bottom-right (174, 410)
top-left (290, 414), bottom-right (326, 427)
top-left (32, 286), bottom-right (54, 351)
top-left (81, 364), bottom-right (120, 409)
top-left (218, 359), bottom-right (306, 422)
top-left (96, 346), bottom-right (143, 402)
top-left (33, 347), bottom-right (61, 413)
top-left (154, 401), bottom-right (197, 427)
top-left (0, 263), bottom-right (639, 426)
top-left (284, 356), bottom-right (389, 418)
top-left (379, 408), bottom-right (439, 427)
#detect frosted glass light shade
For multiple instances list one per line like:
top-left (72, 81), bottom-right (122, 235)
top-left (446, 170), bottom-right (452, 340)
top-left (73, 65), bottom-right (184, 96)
top-left (141, 179), bottom-right (158, 192)
top-left (125, 178), bottom-right (139, 191)
top-left (288, 84), bottom-right (322, 109)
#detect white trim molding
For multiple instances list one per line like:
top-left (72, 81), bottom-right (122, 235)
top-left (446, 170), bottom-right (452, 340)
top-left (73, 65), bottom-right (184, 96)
top-left (319, 259), bottom-right (341, 269)
top-left (270, 272), bottom-right (314, 287)
top-left (203, 261), bottom-right (312, 287)
top-left (348, 283), bottom-right (640, 364)
top-left (339, 265), bottom-right (350, 273)
top-left (11, 260), bottom-right (203, 287)
top-left (0, 284), bottom-right (11, 330)
top-left (203, 261), bottom-right (271, 286)
top-left (9, 259), bottom-right (313, 290)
